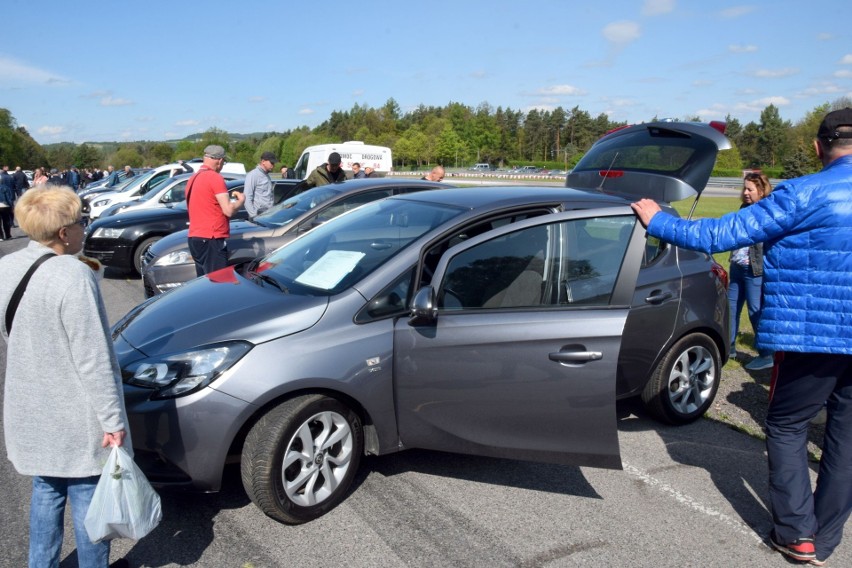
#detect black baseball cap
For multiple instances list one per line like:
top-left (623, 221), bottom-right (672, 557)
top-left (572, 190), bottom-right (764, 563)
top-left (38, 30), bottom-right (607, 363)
top-left (261, 151), bottom-right (278, 164)
top-left (817, 108), bottom-right (852, 141)
top-left (328, 152), bottom-right (342, 165)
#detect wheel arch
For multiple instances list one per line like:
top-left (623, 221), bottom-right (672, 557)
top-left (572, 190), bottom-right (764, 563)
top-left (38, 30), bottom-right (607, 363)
top-left (226, 387), bottom-right (380, 464)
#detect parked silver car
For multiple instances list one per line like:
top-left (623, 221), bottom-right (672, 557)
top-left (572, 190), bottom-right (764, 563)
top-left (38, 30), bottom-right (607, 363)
top-left (140, 178), bottom-right (449, 296)
top-left (112, 121), bottom-right (731, 524)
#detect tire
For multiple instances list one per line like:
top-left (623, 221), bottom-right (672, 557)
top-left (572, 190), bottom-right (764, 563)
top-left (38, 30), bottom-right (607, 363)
top-left (241, 395), bottom-right (363, 524)
top-left (641, 333), bottom-right (721, 425)
top-left (132, 236), bottom-right (161, 276)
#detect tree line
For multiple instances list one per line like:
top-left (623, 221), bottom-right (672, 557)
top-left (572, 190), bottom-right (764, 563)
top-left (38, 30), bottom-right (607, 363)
top-left (1, 96), bottom-right (850, 179)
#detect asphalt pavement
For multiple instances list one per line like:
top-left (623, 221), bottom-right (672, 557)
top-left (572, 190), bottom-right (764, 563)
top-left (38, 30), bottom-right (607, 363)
top-left (1, 221), bottom-right (849, 568)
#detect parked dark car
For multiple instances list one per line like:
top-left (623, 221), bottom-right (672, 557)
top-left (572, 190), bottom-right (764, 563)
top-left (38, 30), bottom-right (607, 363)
top-left (84, 179), bottom-right (300, 275)
top-left (112, 121), bottom-right (731, 525)
top-left (141, 178), bottom-right (450, 297)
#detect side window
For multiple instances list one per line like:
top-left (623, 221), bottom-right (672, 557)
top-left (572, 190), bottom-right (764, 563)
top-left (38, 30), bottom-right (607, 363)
top-left (421, 210), bottom-right (553, 286)
top-left (162, 181), bottom-right (188, 203)
top-left (318, 189), bottom-right (393, 223)
top-left (560, 216), bottom-right (634, 305)
top-left (440, 224), bottom-right (550, 310)
top-left (355, 268), bottom-right (415, 323)
top-left (438, 215), bottom-right (634, 310)
top-left (642, 235), bottom-right (665, 266)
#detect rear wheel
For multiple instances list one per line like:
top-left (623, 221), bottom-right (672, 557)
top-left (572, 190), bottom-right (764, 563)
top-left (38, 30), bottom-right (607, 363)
top-left (641, 333), bottom-right (720, 425)
top-left (132, 237), bottom-right (161, 276)
top-left (241, 395), bottom-right (363, 524)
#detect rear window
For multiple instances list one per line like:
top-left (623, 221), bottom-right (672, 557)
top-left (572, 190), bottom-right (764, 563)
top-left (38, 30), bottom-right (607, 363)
top-left (575, 129), bottom-right (696, 174)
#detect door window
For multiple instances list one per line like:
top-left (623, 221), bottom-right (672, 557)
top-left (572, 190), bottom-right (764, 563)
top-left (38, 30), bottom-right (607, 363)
top-left (439, 215), bottom-right (634, 309)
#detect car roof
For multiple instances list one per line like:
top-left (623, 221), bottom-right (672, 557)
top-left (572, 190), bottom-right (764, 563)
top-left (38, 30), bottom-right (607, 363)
top-left (392, 185), bottom-right (628, 211)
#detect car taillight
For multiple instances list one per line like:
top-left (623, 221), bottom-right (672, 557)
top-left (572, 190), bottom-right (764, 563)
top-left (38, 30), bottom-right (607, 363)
top-left (711, 260), bottom-right (729, 289)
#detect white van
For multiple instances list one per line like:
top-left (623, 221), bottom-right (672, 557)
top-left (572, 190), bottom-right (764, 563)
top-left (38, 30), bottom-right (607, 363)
top-left (293, 141), bottom-right (392, 180)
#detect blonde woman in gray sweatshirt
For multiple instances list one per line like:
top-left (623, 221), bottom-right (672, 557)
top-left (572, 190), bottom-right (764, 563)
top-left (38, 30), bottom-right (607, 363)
top-left (0, 186), bottom-right (129, 568)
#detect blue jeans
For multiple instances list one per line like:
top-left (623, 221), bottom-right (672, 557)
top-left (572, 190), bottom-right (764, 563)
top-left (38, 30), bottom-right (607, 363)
top-left (30, 475), bottom-right (110, 568)
top-left (728, 262), bottom-right (772, 357)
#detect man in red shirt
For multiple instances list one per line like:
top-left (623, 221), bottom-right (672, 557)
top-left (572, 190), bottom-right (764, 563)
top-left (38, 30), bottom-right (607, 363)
top-left (186, 145), bottom-right (245, 276)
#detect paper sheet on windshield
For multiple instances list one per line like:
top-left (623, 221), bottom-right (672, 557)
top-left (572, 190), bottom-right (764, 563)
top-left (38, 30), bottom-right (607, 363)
top-left (295, 250), bottom-right (366, 289)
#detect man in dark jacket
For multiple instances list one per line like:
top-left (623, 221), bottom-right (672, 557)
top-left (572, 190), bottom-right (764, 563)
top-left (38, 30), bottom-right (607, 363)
top-left (632, 108), bottom-right (852, 566)
top-left (300, 152), bottom-right (346, 190)
top-left (11, 167), bottom-right (28, 196)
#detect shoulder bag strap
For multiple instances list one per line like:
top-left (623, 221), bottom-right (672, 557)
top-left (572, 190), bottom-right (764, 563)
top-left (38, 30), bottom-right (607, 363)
top-left (5, 253), bottom-right (57, 334)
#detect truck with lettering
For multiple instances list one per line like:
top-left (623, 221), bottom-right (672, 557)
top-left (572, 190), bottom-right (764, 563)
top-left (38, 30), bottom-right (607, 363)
top-left (292, 141), bottom-right (392, 180)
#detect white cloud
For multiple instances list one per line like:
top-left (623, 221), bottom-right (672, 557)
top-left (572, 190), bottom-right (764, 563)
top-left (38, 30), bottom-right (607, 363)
top-left (469, 70), bottom-right (487, 79)
top-left (100, 96), bottom-right (133, 107)
top-left (752, 68), bottom-right (798, 78)
top-left (248, 96), bottom-right (265, 103)
top-left (298, 108), bottom-right (315, 115)
top-left (603, 21), bottom-right (641, 45)
top-left (352, 89), bottom-right (364, 97)
top-left (840, 54), bottom-right (852, 64)
top-left (175, 119), bottom-right (199, 127)
top-left (754, 96), bottom-right (790, 106)
top-left (835, 70), bottom-right (852, 78)
top-left (538, 84), bottom-right (586, 96)
top-left (795, 83), bottom-right (843, 97)
top-left (817, 33), bottom-right (833, 41)
top-left (37, 125), bottom-right (66, 136)
top-left (0, 55), bottom-right (70, 86)
top-left (642, 0), bottom-right (675, 16)
top-left (728, 44), bottom-right (758, 53)
top-left (719, 5), bottom-right (757, 18)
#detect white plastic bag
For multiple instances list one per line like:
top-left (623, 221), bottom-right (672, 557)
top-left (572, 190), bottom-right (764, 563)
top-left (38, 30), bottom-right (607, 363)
top-left (84, 446), bottom-right (163, 543)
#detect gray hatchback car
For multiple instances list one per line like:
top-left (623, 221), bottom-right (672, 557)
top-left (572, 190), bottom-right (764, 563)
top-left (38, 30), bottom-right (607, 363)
top-left (112, 121), bottom-right (731, 524)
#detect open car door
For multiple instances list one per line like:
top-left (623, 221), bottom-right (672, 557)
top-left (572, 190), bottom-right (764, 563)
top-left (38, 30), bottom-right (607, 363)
top-left (393, 207), bottom-right (646, 470)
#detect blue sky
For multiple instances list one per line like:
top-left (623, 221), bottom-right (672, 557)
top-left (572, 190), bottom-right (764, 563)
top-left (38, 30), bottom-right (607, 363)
top-left (2, 0), bottom-right (850, 144)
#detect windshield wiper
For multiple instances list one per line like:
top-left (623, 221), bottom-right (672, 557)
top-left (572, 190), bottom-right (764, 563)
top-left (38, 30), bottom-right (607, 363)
top-left (251, 270), bottom-right (289, 293)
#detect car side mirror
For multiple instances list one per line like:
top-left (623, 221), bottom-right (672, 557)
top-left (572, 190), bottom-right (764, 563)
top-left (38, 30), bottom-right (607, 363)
top-left (408, 286), bottom-right (438, 326)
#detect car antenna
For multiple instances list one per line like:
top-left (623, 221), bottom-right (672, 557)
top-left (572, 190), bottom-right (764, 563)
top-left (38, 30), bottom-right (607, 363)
top-left (598, 152), bottom-right (620, 191)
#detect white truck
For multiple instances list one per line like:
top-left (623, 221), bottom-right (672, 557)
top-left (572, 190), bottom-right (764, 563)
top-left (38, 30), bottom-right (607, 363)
top-left (293, 141), bottom-right (392, 179)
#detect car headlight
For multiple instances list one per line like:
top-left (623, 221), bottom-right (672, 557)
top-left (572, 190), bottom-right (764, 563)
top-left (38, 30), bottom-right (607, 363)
top-left (124, 341), bottom-right (252, 399)
top-left (154, 249), bottom-right (194, 266)
top-left (92, 227), bottom-right (124, 239)
top-left (92, 198), bottom-right (111, 208)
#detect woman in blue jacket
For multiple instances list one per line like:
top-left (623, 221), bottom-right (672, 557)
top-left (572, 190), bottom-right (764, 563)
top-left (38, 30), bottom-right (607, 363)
top-left (632, 108), bottom-right (852, 566)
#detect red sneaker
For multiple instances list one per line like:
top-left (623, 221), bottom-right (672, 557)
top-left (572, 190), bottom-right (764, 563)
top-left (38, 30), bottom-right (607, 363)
top-left (770, 532), bottom-right (816, 561)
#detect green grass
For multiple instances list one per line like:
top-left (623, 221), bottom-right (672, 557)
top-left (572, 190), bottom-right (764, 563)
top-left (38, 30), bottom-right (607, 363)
top-left (671, 196), bottom-right (740, 268)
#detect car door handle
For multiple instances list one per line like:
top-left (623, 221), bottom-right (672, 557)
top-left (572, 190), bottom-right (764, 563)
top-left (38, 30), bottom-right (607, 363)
top-left (549, 350), bottom-right (603, 363)
top-left (644, 290), bottom-right (673, 304)
top-left (370, 241), bottom-right (393, 250)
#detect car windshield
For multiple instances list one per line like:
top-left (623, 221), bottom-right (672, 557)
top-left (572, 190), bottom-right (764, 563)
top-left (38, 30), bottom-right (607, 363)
top-left (254, 185), bottom-right (343, 227)
top-left (255, 198), bottom-right (464, 296)
top-left (117, 171), bottom-right (153, 193)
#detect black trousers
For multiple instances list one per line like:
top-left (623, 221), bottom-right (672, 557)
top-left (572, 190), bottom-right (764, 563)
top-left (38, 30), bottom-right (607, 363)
top-left (187, 237), bottom-right (228, 277)
top-left (0, 207), bottom-right (13, 239)
top-left (766, 351), bottom-right (852, 560)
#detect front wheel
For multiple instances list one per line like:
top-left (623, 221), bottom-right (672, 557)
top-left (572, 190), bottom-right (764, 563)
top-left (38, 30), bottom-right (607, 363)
top-left (641, 333), bottom-right (721, 425)
top-left (241, 395), bottom-right (363, 524)
top-left (132, 236), bottom-right (161, 276)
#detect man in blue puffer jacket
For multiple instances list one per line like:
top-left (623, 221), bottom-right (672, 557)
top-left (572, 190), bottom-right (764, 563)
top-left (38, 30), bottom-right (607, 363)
top-left (632, 108), bottom-right (852, 566)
